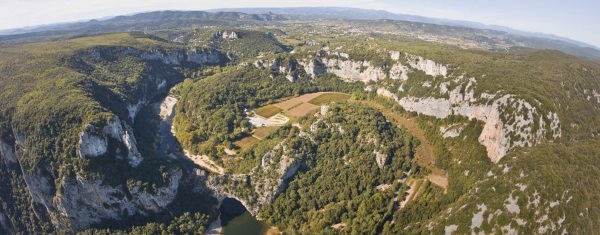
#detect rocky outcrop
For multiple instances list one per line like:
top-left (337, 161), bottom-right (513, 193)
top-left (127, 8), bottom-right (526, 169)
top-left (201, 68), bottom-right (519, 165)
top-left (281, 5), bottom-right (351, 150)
top-left (90, 47), bottom-right (227, 67)
top-left (0, 44), bottom-right (231, 232)
top-left (298, 50), bottom-right (443, 82)
top-left (254, 57), bottom-right (300, 82)
top-left (78, 129), bottom-right (107, 158)
top-left (405, 54), bottom-right (448, 77)
top-left (320, 58), bottom-right (387, 82)
top-left (377, 77), bottom-right (561, 163)
top-left (301, 59), bottom-right (328, 79)
top-left (140, 48), bottom-right (227, 66)
top-left (79, 117), bottom-right (142, 167)
top-left (15, 121), bottom-right (182, 231)
top-left (186, 49), bottom-right (228, 65)
top-left (206, 141), bottom-right (308, 215)
top-left (213, 31), bottom-right (239, 39)
top-left (299, 48), bottom-right (554, 163)
top-left (440, 124), bottom-right (466, 138)
top-left (374, 151), bottom-right (389, 169)
top-left (55, 169), bottom-right (181, 230)
top-left (0, 141), bottom-right (18, 165)
top-left (141, 50), bottom-right (184, 65)
top-left (126, 100), bottom-right (146, 122)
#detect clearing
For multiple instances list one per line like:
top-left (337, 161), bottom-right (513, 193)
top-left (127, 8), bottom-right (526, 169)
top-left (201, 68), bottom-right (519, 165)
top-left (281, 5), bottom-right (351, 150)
top-left (253, 126), bottom-right (281, 140)
top-left (427, 173), bottom-right (449, 194)
top-left (234, 136), bottom-right (260, 151)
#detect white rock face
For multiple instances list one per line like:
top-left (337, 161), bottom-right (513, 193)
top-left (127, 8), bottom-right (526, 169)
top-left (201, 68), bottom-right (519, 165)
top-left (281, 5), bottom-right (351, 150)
top-left (471, 204), bottom-right (488, 229)
top-left (299, 59), bottom-right (327, 79)
top-left (406, 54), bottom-right (448, 77)
top-left (214, 31), bottom-right (239, 39)
top-left (140, 49), bottom-right (224, 66)
top-left (140, 50), bottom-right (183, 65)
top-left (320, 58), bottom-right (386, 82)
top-left (445, 225), bottom-right (458, 235)
top-left (79, 117), bottom-right (143, 167)
top-left (298, 50), bottom-right (439, 82)
top-left (297, 50), bottom-right (557, 163)
top-left (0, 140), bottom-right (18, 164)
top-left (374, 151), bottom-right (388, 169)
top-left (254, 58), bottom-right (298, 82)
top-left (506, 193), bottom-right (520, 214)
top-left (378, 79), bottom-right (561, 163)
top-left (127, 100), bottom-right (146, 121)
top-left (20, 170), bottom-right (59, 226)
top-left (55, 169), bottom-right (181, 230)
top-left (186, 50), bottom-right (224, 64)
top-left (156, 79), bottom-right (167, 90)
top-left (440, 124), bottom-right (466, 138)
top-left (78, 129), bottom-right (107, 158)
top-left (389, 63), bottom-right (410, 80)
top-left (390, 51), bottom-right (402, 61)
top-left (13, 62), bottom-right (179, 229)
top-left (207, 142), bottom-right (306, 215)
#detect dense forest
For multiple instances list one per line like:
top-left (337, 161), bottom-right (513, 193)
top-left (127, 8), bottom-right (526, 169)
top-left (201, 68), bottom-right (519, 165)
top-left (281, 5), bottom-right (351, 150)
top-left (172, 65), bottom-right (365, 161)
top-left (260, 103), bottom-right (419, 234)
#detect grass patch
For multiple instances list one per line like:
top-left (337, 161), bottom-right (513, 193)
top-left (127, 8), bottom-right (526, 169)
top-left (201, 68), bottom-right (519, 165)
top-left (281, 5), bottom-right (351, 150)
top-left (308, 93), bottom-right (351, 105)
top-left (253, 126), bottom-right (280, 140)
top-left (233, 136), bottom-right (260, 151)
top-left (254, 105), bottom-right (283, 118)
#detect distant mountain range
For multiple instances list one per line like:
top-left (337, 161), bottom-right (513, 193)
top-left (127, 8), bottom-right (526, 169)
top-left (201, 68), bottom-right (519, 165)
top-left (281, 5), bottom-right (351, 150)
top-left (209, 7), bottom-right (598, 50)
top-left (0, 7), bottom-right (598, 61)
top-left (210, 7), bottom-right (600, 61)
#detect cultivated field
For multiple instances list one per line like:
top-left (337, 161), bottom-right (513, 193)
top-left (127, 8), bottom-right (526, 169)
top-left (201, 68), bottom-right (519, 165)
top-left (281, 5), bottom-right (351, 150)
top-left (247, 92), bottom-right (352, 124)
top-left (270, 92), bottom-right (351, 118)
top-left (253, 126), bottom-right (281, 140)
top-left (273, 92), bottom-right (324, 110)
top-left (254, 105), bottom-right (283, 118)
top-left (234, 136), bottom-right (260, 150)
top-left (285, 103), bottom-right (320, 117)
top-left (308, 93), bottom-right (351, 105)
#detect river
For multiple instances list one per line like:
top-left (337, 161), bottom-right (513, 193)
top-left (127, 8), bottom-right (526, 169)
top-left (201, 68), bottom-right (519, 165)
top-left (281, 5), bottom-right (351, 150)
top-left (155, 97), bottom-right (271, 235)
top-left (220, 198), bottom-right (270, 235)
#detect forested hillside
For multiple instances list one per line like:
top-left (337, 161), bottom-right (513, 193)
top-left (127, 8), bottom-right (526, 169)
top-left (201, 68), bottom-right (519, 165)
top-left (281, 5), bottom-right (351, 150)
top-left (0, 11), bottom-right (599, 235)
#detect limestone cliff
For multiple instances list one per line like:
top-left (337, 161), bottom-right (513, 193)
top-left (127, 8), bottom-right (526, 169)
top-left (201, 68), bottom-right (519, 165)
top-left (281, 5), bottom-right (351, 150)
top-left (79, 117), bottom-right (142, 167)
top-left (55, 169), bottom-right (181, 230)
top-left (377, 77), bottom-right (561, 163)
top-left (254, 56), bottom-right (301, 82)
top-left (298, 49), bottom-right (444, 82)
top-left (9, 116), bottom-right (184, 231)
top-left (293, 47), bottom-right (559, 163)
top-left (205, 140), bottom-right (309, 215)
top-left (0, 46), bottom-right (230, 232)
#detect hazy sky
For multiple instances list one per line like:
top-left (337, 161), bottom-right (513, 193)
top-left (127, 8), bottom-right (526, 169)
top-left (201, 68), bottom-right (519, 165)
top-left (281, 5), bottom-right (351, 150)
top-left (1, 0), bottom-right (598, 47)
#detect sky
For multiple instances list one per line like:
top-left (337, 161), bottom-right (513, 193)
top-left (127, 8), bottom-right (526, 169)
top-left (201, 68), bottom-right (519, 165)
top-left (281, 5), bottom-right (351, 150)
top-left (0, 0), bottom-right (598, 47)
